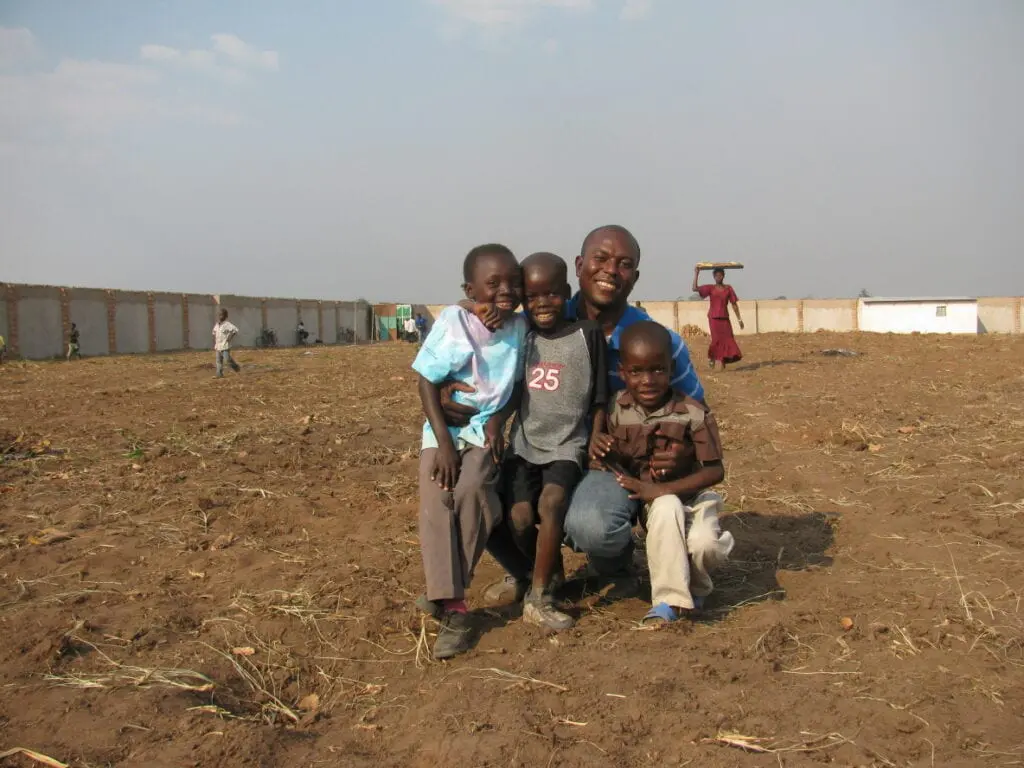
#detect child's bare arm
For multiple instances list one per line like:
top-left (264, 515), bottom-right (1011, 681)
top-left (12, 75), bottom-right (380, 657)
top-left (418, 374), bottom-right (460, 491)
top-left (587, 409), bottom-right (613, 468)
top-left (656, 460), bottom-right (724, 497)
top-left (614, 461), bottom-right (724, 503)
top-left (484, 381), bottom-right (522, 463)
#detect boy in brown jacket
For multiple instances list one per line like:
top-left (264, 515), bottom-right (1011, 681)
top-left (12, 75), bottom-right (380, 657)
top-left (591, 321), bottom-right (735, 625)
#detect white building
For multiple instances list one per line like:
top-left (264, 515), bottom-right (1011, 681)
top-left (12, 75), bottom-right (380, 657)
top-left (857, 297), bottom-right (978, 335)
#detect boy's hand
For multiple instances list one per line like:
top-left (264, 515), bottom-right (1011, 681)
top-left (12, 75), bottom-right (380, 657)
top-left (588, 432), bottom-right (616, 469)
top-left (649, 425), bottom-right (687, 479)
top-left (473, 303), bottom-right (504, 332)
top-left (614, 473), bottom-right (662, 503)
top-left (483, 415), bottom-right (506, 464)
top-left (439, 381), bottom-right (479, 427)
top-left (431, 445), bottom-right (461, 491)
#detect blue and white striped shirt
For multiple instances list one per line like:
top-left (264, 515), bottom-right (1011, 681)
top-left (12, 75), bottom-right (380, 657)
top-left (566, 294), bottom-right (705, 402)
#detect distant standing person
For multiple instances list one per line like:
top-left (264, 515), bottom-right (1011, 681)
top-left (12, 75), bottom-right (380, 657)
top-left (213, 309), bottom-right (241, 378)
top-left (0, 332), bottom-right (7, 364)
top-left (415, 313), bottom-right (427, 345)
top-left (692, 266), bottom-right (744, 370)
top-left (403, 316), bottom-right (417, 343)
top-left (297, 320), bottom-right (309, 346)
top-left (67, 323), bottom-right (82, 361)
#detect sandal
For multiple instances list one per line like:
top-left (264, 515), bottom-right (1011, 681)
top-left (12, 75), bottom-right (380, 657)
top-left (642, 602), bottom-right (679, 626)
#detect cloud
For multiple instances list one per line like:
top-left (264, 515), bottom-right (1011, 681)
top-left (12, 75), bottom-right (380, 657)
top-left (0, 30), bottom-right (250, 159)
top-left (0, 26), bottom-right (38, 68)
top-left (430, 0), bottom-right (592, 33)
top-left (211, 34), bottom-right (279, 71)
top-left (1, 59), bottom-right (161, 138)
top-left (140, 33), bottom-right (278, 82)
top-left (620, 0), bottom-right (652, 21)
top-left (542, 38), bottom-right (560, 54)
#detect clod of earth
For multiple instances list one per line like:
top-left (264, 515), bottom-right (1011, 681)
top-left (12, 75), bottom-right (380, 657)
top-left (28, 528), bottom-right (74, 546)
top-left (210, 533), bottom-right (237, 550)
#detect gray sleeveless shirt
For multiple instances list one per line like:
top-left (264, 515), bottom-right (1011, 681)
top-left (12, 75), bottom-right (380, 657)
top-left (509, 320), bottom-right (608, 467)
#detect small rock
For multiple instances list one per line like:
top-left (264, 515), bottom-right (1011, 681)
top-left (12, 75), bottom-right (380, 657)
top-left (840, 617), bottom-right (855, 631)
top-left (298, 693), bottom-right (320, 712)
top-left (232, 646), bottom-right (256, 656)
top-left (210, 533), bottom-right (237, 551)
top-left (820, 348), bottom-right (860, 357)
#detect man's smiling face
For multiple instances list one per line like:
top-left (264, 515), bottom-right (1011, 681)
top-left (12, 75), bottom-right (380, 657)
top-left (575, 227), bottom-right (640, 311)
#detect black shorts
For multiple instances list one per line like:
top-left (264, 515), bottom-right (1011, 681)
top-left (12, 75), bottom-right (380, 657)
top-left (505, 455), bottom-right (582, 507)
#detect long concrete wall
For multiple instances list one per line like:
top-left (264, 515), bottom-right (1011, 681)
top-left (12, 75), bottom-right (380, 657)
top-left (218, 294), bottom-right (263, 348)
top-left (978, 297), bottom-right (1023, 334)
top-left (0, 282), bottom-right (375, 360)
top-left (68, 287), bottom-right (110, 357)
top-left (421, 297), bottom-right (1024, 337)
top-left (0, 288), bottom-right (9, 350)
top-left (187, 294), bottom-right (217, 350)
top-left (4, 283), bottom-right (1020, 361)
top-left (153, 292), bottom-right (184, 352)
top-left (17, 284), bottom-right (63, 359)
top-left (299, 301), bottom-right (319, 342)
top-left (114, 291), bottom-right (150, 354)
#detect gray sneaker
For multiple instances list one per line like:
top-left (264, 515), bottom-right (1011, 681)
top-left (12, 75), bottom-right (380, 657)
top-left (483, 575), bottom-right (531, 605)
top-left (483, 572), bottom-right (566, 605)
top-left (433, 611), bottom-right (474, 660)
top-left (522, 590), bottom-right (575, 631)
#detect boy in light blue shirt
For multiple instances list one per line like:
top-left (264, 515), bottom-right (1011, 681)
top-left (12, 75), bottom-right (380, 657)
top-left (412, 243), bottom-right (527, 660)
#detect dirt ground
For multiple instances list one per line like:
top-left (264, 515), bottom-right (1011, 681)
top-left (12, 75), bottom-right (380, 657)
top-left (1, 333), bottom-right (1022, 768)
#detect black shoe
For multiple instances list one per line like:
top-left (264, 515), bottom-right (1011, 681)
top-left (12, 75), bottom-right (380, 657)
top-left (433, 611), bottom-right (474, 660)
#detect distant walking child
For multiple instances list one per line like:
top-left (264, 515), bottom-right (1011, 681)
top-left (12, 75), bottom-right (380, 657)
top-left (213, 309), bottom-right (241, 377)
top-left (67, 323), bottom-right (82, 361)
top-left (412, 243), bottom-right (527, 659)
top-left (503, 252), bottom-right (608, 631)
top-left (415, 313), bottom-right (427, 345)
top-left (591, 321), bottom-right (734, 625)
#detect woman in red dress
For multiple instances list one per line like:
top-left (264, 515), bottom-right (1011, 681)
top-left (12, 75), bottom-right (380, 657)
top-left (692, 266), bottom-right (745, 370)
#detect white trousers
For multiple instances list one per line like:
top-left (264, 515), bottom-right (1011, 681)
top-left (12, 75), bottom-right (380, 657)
top-left (645, 491), bottom-right (735, 609)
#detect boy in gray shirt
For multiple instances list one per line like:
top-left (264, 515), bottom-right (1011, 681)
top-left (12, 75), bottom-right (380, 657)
top-left (504, 252), bottom-right (608, 631)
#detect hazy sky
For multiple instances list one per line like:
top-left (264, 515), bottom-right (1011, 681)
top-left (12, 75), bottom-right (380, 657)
top-left (1, 1), bottom-right (1022, 303)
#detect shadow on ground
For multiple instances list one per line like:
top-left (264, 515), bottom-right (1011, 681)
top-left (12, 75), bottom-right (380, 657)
top-left (699, 510), bottom-right (837, 620)
top-left (731, 359), bottom-right (809, 372)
